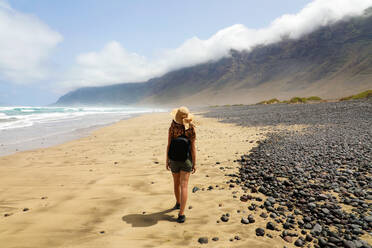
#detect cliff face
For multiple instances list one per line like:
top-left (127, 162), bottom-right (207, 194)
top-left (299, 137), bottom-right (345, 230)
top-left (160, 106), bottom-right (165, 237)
top-left (56, 11), bottom-right (372, 107)
top-left (56, 83), bottom-right (149, 105)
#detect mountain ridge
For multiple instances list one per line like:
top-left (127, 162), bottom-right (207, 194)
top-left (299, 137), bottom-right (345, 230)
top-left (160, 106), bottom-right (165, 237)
top-left (56, 10), bottom-right (372, 107)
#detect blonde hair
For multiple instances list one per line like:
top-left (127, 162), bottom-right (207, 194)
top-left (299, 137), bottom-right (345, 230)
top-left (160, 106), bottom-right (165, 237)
top-left (171, 106), bottom-right (194, 129)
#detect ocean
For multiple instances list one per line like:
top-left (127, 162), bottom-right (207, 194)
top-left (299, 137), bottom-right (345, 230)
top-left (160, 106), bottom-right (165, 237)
top-left (0, 106), bottom-right (165, 156)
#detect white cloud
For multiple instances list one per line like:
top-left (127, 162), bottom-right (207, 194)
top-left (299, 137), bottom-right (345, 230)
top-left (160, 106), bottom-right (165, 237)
top-left (60, 41), bottom-right (165, 89)
top-left (0, 1), bottom-right (62, 83)
top-left (62, 0), bottom-right (372, 90)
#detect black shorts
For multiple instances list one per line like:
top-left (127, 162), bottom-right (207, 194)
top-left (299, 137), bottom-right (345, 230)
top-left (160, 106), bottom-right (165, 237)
top-left (169, 157), bottom-right (193, 173)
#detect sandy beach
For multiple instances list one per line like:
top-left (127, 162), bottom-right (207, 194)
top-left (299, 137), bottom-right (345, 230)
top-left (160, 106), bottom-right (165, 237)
top-left (2, 1), bottom-right (372, 247)
top-left (0, 111), bottom-right (300, 248)
top-left (2, 102), bottom-right (371, 248)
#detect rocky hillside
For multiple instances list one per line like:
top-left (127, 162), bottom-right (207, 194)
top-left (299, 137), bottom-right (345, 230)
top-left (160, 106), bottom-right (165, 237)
top-left (56, 9), bottom-right (372, 107)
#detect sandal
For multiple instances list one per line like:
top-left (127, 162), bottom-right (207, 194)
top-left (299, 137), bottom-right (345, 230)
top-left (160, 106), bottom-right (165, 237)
top-left (177, 214), bottom-right (186, 223)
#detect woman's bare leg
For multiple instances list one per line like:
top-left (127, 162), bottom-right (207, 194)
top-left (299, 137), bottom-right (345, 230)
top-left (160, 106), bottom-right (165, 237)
top-left (179, 171), bottom-right (191, 215)
top-left (172, 172), bottom-right (181, 204)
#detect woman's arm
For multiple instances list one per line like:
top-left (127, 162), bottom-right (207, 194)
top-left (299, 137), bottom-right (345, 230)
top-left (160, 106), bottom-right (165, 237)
top-left (166, 127), bottom-right (171, 170)
top-left (190, 139), bottom-right (196, 173)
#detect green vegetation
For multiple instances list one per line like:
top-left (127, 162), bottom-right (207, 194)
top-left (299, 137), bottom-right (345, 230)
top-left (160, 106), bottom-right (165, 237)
top-left (267, 98), bottom-right (280, 104)
top-left (255, 90), bottom-right (371, 106)
top-left (256, 96), bottom-right (323, 105)
top-left (339, 90), bottom-right (372, 101)
top-left (256, 98), bottom-right (280, 105)
top-left (212, 91), bottom-right (370, 107)
top-left (289, 97), bottom-right (308, 103)
top-left (306, 96), bottom-right (322, 101)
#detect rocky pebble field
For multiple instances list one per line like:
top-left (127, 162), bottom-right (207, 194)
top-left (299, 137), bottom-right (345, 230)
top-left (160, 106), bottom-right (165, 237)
top-left (202, 100), bottom-right (372, 247)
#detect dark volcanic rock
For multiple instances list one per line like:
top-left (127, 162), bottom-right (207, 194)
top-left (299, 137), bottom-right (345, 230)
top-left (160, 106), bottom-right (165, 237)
top-left (202, 100), bottom-right (372, 246)
top-left (260, 212), bottom-right (268, 218)
top-left (311, 223), bottom-right (322, 235)
top-left (241, 217), bottom-right (249, 224)
top-left (192, 186), bottom-right (200, 193)
top-left (266, 222), bottom-right (276, 230)
top-left (248, 214), bottom-right (255, 223)
top-left (256, 228), bottom-right (265, 236)
top-left (283, 236), bottom-right (293, 243)
top-left (304, 223), bottom-right (312, 229)
top-left (198, 237), bottom-right (208, 244)
top-left (221, 215), bottom-right (229, 222)
top-left (294, 238), bottom-right (304, 247)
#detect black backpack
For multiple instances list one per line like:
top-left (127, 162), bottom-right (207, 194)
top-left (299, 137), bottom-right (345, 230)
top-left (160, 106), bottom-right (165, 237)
top-left (168, 135), bottom-right (191, 162)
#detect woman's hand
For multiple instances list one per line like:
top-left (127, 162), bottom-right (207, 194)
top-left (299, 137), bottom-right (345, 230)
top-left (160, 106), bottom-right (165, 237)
top-left (191, 166), bottom-right (196, 174)
top-left (166, 160), bottom-right (170, 171)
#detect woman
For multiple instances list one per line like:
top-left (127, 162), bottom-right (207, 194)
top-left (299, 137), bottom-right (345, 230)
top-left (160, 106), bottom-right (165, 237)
top-left (166, 106), bottom-right (196, 223)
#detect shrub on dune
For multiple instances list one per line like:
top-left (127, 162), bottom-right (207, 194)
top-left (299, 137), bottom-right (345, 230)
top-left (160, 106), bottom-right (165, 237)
top-left (340, 90), bottom-right (372, 101)
top-left (266, 98), bottom-right (280, 104)
top-left (289, 97), bottom-right (307, 103)
top-left (256, 98), bottom-right (280, 105)
top-left (306, 96), bottom-right (322, 101)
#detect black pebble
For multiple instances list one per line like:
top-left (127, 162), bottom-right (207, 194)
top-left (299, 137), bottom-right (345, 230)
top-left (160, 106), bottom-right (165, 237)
top-left (198, 237), bottom-right (208, 244)
top-left (266, 222), bottom-right (276, 230)
top-left (203, 101), bottom-right (372, 245)
top-left (260, 212), bottom-right (268, 218)
top-left (294, 238), bottom-right (303, 247)
top-left (192, 186), bottom-right (200, 193)
top-left (221, 215), bottom-right (229, 222)
top-left (256, 228), bottom-right (265, 236)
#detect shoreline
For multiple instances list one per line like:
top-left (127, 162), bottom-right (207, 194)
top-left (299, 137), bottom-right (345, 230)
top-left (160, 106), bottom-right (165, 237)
top-left (0, 112), bottom-right (147, 157)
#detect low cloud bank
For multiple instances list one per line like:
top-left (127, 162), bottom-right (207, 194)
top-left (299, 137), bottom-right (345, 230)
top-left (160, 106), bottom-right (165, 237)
top-left (61, 0), bottom-right (372, 90)
top-left (0, 1), bottom-right (62, 83)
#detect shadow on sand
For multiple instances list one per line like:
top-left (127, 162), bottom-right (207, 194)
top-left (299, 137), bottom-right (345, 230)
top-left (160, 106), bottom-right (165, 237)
top-left (122, 208), bottom-right (176, 227)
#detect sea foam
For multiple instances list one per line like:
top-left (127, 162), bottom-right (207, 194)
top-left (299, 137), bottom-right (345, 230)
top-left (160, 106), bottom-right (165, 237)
top-left (0, 106), bottom-right (160, 130)
top-left (0, 106), bottom-right (165, 156)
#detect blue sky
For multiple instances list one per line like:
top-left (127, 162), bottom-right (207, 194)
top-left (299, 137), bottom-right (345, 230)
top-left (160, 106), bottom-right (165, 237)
top-left (0, 0), bottom-right (370, 105)
top-left (12, 0), bottom-right (312, 58)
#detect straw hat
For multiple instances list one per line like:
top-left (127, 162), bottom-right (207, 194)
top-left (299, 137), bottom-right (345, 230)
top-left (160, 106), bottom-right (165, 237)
top-left (170, 106), bottom-right (194, 129)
